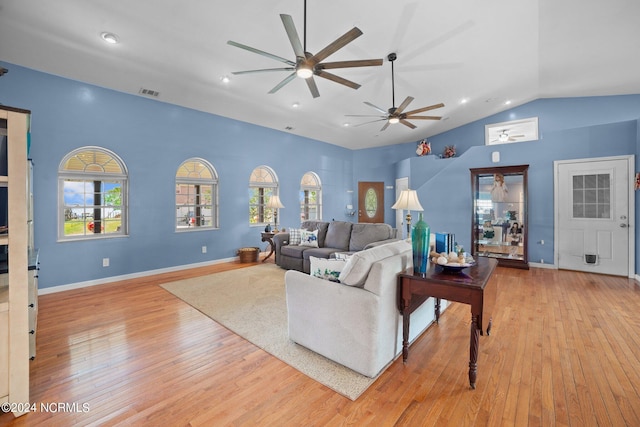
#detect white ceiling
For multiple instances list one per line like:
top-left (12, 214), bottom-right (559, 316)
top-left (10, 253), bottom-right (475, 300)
top-left (1, 0), bottom-right (639, 150)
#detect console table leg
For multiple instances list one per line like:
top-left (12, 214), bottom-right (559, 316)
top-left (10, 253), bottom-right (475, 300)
top-left (469, 314), bottom-right (480, 389)
top-left (402, 309), bottom-right (410, 363)
top-left (435, 298), bottom-right (441, 324)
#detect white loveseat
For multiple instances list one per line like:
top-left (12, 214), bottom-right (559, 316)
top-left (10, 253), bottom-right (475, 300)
top-left (284, 240), bottom-right (446, 378)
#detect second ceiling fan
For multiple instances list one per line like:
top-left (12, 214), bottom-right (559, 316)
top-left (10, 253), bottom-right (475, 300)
top-left (227, 0), bottom-right (383, 98)
top-left (348, 53), bottom-right (445, 131)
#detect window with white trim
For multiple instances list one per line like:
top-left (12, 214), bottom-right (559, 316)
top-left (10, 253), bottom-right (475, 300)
top-left (59, 146), bottom-right (127, 240)
top-left (249, 165), bottom-right (279, 225)
top-left (176, 158), bottom-right (218, 230)
top-left (300, 171), bottom-right (321, 221)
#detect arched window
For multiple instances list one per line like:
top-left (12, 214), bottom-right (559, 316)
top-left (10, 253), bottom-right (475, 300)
top-left (249, 165), bottom-right (279, 225)
top-left (300, 171), bottom-right (321, 221)
top-left (176, 158), bottom-right (218, 230)
top-left (58, 146), bottom-right (127, 240)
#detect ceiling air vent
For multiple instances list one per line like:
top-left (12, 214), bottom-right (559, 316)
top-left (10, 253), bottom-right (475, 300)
top-left (139, 87), bottom-right (160, 97)
top-left (284, 126), bottom-right (294, 131)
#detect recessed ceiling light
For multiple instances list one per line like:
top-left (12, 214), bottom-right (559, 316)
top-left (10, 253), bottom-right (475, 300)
top-left (220, 75), bottom-right (230, 83)
top-left (343, 122), bottom-right (351, 127)
top-left (292, 102), bottom-right (300, 108)
top-left (460, 98), bottom-right (469, 104)
top-left (505, 100), bottom-right (512, 105)
top-left (100, 32), bottom-right (119, 44)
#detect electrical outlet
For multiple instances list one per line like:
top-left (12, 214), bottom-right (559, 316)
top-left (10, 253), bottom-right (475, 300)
top-left (201, 246), bottom-right (207, 254)
top-left (540, 240), bottom-right (544, 245)
top-left (540, 259), bottom-right (544, 264)
top-left (102, 258), bottom-right (109, 267)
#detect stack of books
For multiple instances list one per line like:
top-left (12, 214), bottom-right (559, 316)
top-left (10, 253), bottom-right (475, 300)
top-left (435, 232), bottom-right (456, 254)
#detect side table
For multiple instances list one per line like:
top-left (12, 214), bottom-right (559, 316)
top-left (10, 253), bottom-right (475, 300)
top-left (261, 232), bottom-right (276, 262)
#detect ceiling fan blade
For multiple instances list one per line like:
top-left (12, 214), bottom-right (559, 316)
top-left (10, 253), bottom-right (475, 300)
top-left (280, 14), bottom-right (305, 58)
top-left (403, 102), bottom-right (445, 116)
top-left (310, 27), bottom-right (363, 64)
top-left (232, 67), bottom-right (295, 75)
top-left (306, 76), bottom-right (320, 98)
top-left (380, 121), bottom-right (391, 131)
top-left (395, 96), bottom-right (415, 114)
top-left (268, 72), bottom-right (297, 94)
top-left (405, 115), bottom-right (442, 120)
top-left (227, 40), bottom-right (296, 66)
top-left (345, 114), bottom-right (387, 118)
top-left (318, 59), bottom-right (384, 69)
top-left (353, 118), bottom-right (386, 127)
top-left (315, 70), bottom-right (360, 90)
top-left (400, 119), bottom-right (417, 129)
top-left (364, 101), bottom-right (388, 114)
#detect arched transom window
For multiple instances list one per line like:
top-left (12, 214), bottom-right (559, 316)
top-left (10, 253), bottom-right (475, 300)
top-left (176, 158), bottom-right (219, 230)
top-left (58, 146), bottom-right (127, 240)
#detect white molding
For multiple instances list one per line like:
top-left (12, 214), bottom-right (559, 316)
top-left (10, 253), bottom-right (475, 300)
top-left (529, 262), bottom-right (557, 269)
top-left (38, 255), bottom-right (241, 295)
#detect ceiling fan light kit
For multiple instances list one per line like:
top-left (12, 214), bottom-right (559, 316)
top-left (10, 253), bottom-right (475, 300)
top-left (227, 0), bottom-right (383, 98)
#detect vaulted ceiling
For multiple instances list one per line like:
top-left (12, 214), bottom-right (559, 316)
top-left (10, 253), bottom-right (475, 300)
top-left (1, 0), bottom-right (638, 149)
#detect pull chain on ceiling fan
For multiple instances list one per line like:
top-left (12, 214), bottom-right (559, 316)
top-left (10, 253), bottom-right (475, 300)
top-left (346, 52), bottom-right (445, 131)
top-left (227, 0), bottom-right (383, 98)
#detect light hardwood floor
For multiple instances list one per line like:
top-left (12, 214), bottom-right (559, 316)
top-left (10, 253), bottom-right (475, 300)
top-left (2, 259), bottom-right (640, 426)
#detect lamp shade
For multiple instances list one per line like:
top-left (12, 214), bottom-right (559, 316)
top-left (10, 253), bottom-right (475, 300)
top-left (266, 194), bottom-right (285, 209)
top-left (391, 189), bottom-right (423, 211)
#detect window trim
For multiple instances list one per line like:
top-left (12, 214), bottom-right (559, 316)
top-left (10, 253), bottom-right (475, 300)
top-left (175, 158), bottom-right (219, 231)
top-left (58, 146), bottom-right (128, 241)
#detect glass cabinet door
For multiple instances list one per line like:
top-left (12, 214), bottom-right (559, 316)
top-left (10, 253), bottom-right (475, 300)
top-left (470, 165), bottom-right (529, 269)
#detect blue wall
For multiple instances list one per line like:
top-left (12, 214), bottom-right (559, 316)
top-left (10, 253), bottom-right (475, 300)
top-left (2, 61), bottom-right (639, 288)
top-left (355, 95), bottom-right (640, 269)
top-left (0, 62), bottom-right (355, 288)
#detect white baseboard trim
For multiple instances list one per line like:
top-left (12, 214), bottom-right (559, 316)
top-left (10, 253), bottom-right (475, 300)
top-left (529, 262), bottom-right (557, 269)
top-left (39, 256), bottom-right (240, 295)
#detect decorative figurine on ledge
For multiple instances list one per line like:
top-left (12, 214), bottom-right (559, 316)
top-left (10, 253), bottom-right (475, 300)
top-left (416, 139), bottom-right (431, 156)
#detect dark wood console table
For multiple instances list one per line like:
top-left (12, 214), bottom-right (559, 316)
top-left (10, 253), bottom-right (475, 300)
top-left (397, 256), bottom-right (498, 389)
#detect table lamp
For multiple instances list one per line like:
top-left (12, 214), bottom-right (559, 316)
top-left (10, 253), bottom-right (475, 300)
top-left (266, 194), bottom-right (285, 232)
top-left (392, 189), bottom-right (429, 274)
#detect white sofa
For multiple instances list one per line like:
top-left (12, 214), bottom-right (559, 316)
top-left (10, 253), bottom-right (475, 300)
top-left (284, 240), bottom-right (446, 378)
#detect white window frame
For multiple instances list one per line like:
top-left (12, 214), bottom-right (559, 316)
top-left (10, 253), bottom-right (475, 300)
top-left (58, 146), bottom-right (128, 241)
top-left (249, 165), bottom-right (279, 226)
top-left (176, 158), bottom-right (219, 231)
top-left (300, 171), bottom-right (322, 221)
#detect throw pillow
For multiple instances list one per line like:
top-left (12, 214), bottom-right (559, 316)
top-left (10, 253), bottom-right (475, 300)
top-left (299, 229), bottom-right (319, 247)
top-left (339, 240), bottom-right (410, 287)
top-left (289, 228), bottom-right (302, 245)
top-left (309, 256), bottom-right (346, 282)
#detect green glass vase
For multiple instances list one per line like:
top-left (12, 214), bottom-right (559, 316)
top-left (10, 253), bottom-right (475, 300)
top-left (412, 212), bottom-right (430, 274)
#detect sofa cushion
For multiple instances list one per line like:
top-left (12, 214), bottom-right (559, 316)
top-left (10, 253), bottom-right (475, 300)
top-left (339, 240), bottom-right (409, 287)
top-left (302, 247), bottom-right (339, 261)
top-left (309, 256), bottom-right (347, 282)
top-left (349, 223), bottom-right (394, 251)
top-left (324, 221), bottom-right (352, 251)
top-left (280, 244), bottom-right (309, 258)
top-left (289, 228), bottom-right (302, 245)
top-left (300, 229), bottom-right (319, 247)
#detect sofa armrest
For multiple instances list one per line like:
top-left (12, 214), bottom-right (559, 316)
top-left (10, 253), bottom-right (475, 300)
top-left (273, 232), bottom-right (290, 254)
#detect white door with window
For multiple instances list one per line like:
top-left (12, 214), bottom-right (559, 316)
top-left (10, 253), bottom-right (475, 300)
top-left (554, 156), bottom-right (633, 277)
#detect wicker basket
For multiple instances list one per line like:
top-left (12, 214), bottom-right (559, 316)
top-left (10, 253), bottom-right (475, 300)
top-left (237, 247), bottom-right (260, 263)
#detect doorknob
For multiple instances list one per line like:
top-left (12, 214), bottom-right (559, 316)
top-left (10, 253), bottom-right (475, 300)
top-left (620, 223), bottom-right (628, 228)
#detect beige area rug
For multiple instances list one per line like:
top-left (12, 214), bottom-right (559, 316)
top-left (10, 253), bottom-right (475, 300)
top-left (160, 263), bottom-right (379, 400)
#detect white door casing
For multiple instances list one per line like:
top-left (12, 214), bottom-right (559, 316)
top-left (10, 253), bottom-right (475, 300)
top-left (554, 156), bottom-right (634, 277)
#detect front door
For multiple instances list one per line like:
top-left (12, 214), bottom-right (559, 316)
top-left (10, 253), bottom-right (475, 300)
top-left (358, 182), bottom-right (384, 223)
top-left (555, 156), bottom-right (633, 277)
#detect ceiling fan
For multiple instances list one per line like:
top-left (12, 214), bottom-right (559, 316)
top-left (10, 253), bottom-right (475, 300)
top-left (227, 0), bottom-right (383, 98)
top-left (492, 129), bottom-right (525, 143)
top-left (346, 52), bottom-right (444, 131)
